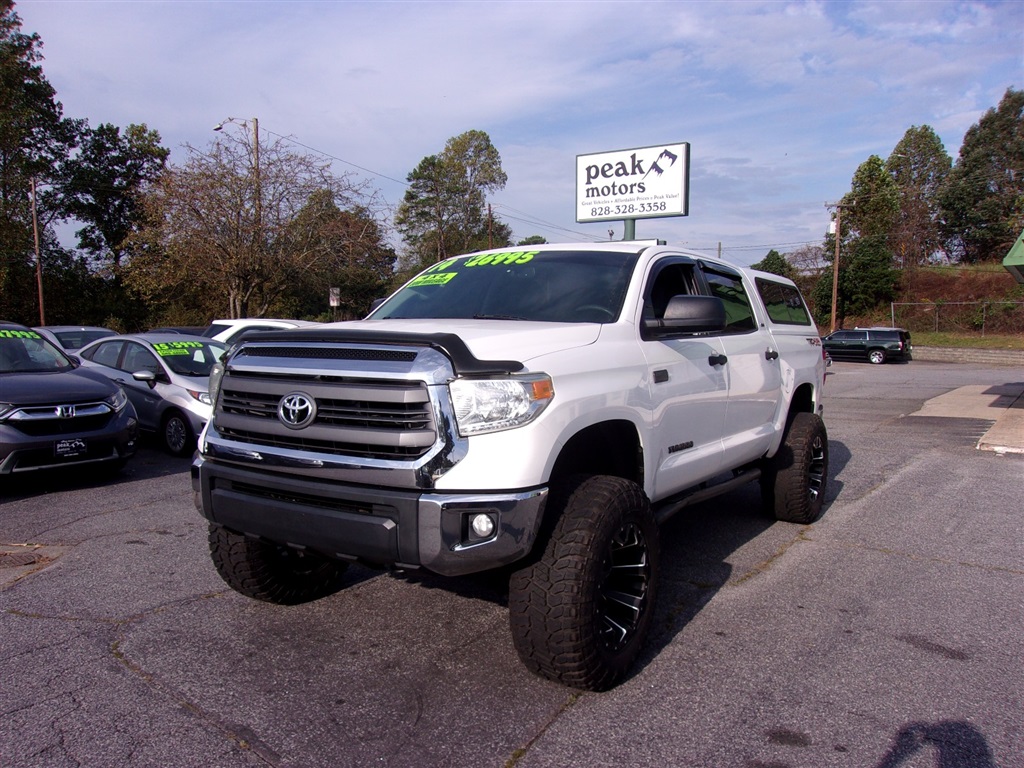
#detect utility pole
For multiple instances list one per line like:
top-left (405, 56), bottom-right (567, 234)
top-left (31, 178), bottom-right (45, 325)
top-left (251, 117), bottom-right (261, 242)
top-left (826, 202), bottom-right (852, 334)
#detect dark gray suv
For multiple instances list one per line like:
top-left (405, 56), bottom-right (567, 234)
top-left (0, 323), bottom-right (139, 475)
top-left (821, 327), bottom-right (913, 364)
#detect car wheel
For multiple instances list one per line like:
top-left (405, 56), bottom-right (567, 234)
top-left (868, 349), bottom-right (887, 364)
top-left (762, 412), bottom-right (829, 524)
top-left (509, 475), bottom-right (660, 691)
top-left (161, 410), bottom-right (194, 456)
top-left (208, 524), bottom-right (349, 605)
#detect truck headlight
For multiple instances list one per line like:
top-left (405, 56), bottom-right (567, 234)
top-left (208, 361), bottom-right (225, 406)
top-left (449, 375), bottom-right (554, 436)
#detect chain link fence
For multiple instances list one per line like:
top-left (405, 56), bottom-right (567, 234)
top-left (891, 301), bottom-right (1024, 335)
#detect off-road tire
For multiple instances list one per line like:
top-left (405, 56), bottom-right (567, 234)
top-left (162, 410), bottom-right (194, 457)
top-left (762, 412), bottom-right (829, 523)
top-left (509, 475), bottom-right (660, 691)
top-left (208, 524), bottom-right (349, 605)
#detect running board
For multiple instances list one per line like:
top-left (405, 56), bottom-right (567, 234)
top-left (653, 468), bottom-right (762, 525)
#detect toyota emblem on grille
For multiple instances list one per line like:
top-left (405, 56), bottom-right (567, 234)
top-left (278, 392), bottom-right (316, 429)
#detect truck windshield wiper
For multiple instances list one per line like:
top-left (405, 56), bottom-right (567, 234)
top-left (472, 314), bottom-right (528, 321)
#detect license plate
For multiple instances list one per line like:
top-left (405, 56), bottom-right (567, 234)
top-left (55, 438), bottom-right (88, 458)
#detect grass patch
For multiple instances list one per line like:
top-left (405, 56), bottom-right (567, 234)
top-left (913, 331), bottom-right (1024, 350)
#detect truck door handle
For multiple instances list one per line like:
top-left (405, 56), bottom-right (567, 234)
top-left (765, 349), bottom-right (779, 360)
top-left (708, 354), bottom-right (728, 367)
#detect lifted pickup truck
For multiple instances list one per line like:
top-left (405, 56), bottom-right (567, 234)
top-left (193, 241), bottom-right (828, 690)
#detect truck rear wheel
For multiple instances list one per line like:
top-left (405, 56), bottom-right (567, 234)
top-left (508, 475), bottom-right (660, 691)
top-left (762, 412), bottom-right (829, 523)
top-left (208, 524), bottom-right (348, 605)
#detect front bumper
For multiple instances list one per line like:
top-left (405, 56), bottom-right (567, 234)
top-left (0, 411), bottom-right (138, 475)
top-left (192, 454), bottom-right (547, 577)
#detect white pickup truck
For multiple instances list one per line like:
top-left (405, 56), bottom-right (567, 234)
top-left (193, 241), bottom-right (828, 690)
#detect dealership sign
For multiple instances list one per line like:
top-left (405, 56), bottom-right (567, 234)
top-left (576, 143), bottom-right (690, 224)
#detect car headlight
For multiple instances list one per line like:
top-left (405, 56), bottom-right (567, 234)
top-left (187, 389), bottom-right (213, 406)
top-left (105, 387), bottom-right (129, 413)
top-left (208, 360), bottom-right (225, 406)
top-left (449, 375), bottom-right (554, 436)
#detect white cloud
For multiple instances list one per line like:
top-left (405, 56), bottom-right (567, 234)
top-left (15, 0), bottom-right (1023, 263)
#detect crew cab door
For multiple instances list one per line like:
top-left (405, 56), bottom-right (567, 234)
top-left (699, 263), bottom-right (783, 468)
top-left (639, 258), bottom-right (729, 499)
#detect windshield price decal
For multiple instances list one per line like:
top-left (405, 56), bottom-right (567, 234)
top-left (153, 341), bottom-right (202, 356)
top-left (463, 251), bottom-right (538, 267)
top-left (0, 330), bottom-right (42, 339)
top-left (412, 251), bottom-right (541, 288)
top-left (409, 272), bottom-right (457, 287)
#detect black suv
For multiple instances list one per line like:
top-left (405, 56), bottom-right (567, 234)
top-left (1, 322), bottom-right (139, 475)
top-left (821, 327), bottom-right (913, 364)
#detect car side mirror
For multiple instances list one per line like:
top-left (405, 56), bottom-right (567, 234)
top-left (642, 295), bottom-right (726, 339)
top-left (132, 370), bottom-right (160, 389)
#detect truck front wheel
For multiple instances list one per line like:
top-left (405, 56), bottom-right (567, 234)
top-left (208, 524), bottom-right (349, 605)
top-left (509, 475), bottom-right (660, 691)
top-left (762, 412), bottom-right (829, 524)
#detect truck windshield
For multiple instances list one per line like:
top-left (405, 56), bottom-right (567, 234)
top-left (371, 249), bottom-right (639, 323)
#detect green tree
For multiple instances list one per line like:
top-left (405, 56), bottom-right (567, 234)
top-left (517, 235), bottom-right (548, 246)
top-left (126, 126), bottom-right (380, 322)
top-left (57, 122), bottom-right (169, 270)
top-left (812, 156), bottom-right (900, 327)
top-left (395, 129), bottom-right (511, 269)
top-left (282, 192), bottom-right (396, 320)
top-left (886, 125), bottom-right (951, 268)
top-left (939, 87), bottom-right (1024, 263)
top-left (0, 0), bottom-right (82, 322)
top-left (750, 249), bottom-right (794, 279)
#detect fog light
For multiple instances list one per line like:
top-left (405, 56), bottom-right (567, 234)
top-left (470, 513), bottom-right (496, 539)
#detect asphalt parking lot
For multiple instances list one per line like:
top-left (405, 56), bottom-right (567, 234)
top-left (2, 360), bottom-right (1022, 768)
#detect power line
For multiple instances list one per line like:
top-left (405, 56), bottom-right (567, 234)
top-left (261, 128), bottom-right (410, 187)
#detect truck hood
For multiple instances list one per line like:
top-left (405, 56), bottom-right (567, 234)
top-left (323, 319), bottom-right (601, 364)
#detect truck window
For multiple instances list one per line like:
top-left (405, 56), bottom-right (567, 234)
top-left (755, 278), bottom-right (812, 325)
top-left (703, 268), bottom-right (757, 333)
top-left (644, 262), bottom-right (697, 320)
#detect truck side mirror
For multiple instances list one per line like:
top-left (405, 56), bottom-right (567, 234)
top-left (642, 295), bottom-right (726, 339)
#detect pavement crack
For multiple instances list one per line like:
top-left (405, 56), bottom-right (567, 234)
top-left (504, 692), bottom-right (582, 767)
top-left (109, 626), bottom-right (282, 766)
top-left (838, 540), bottom-right (1024, 576)
top-left (731, 528), bottom-right (813, 586)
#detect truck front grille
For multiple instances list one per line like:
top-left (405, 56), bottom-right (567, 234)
top-left (215, 375), bottom-right (438, 461)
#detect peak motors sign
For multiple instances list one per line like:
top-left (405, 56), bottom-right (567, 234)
top-left (576, 143), bottom-right (689, 224)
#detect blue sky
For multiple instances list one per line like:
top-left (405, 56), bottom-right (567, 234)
top-left (16, 0), bottom-right (1024, 266)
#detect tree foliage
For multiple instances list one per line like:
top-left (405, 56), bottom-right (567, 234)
top-left (517, 235), bottom-right (548, 246)
top-left (279, 192), bottom-right (396, 320)
top-left (812, 156), bottom-right (901, 327)
top-left (885, 125), bottom-right (951, 268)
top-left (395, 129), bottom-right (511, 270)
top-left (750, 249), bottom-right (794, 279)
top-left (0, 0), bottom-right (82, 321)
top-left (126, 127), bottom-right (389, 322)
top-left (939, 87), bottom-right (1024, 263)
top-left (56, 122), bottom-right (169, 270)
